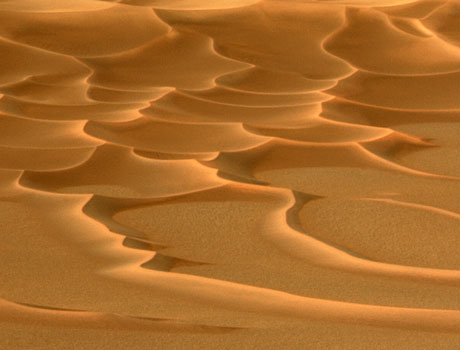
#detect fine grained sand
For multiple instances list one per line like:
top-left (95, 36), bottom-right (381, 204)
top-left (2, 0), bottom-right (460, 349)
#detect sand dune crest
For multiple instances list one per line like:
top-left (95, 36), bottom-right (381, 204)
top-left (3, 0), bottom-right (460, 348)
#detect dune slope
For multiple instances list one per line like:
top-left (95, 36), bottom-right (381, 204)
top-left (2, 0), bottom-right (460, 349)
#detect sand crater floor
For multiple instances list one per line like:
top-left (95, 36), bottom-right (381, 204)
top-left (2, 0), bottom-right (460, 349)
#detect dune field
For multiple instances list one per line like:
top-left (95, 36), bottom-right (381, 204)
top-left (2, 0), bottom-right (460, 348)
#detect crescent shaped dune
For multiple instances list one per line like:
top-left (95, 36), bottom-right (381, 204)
top-left (2, 0), bottom-right (460, 349)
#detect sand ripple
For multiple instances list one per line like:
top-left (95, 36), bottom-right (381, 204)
top-left (2, 0), bottom-right (460, 349)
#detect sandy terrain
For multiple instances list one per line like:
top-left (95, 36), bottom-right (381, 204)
top-left (2, 0), bottom-right (460, 348)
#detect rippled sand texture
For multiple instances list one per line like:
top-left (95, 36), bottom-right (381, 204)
top-left (2, 0), bottom-right (460, 348)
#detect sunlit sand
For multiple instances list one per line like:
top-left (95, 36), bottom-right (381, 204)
top-left (2, 0), bottom-right (460, 349)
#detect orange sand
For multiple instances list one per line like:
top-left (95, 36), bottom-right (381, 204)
top-left (2, 0), bottom-right (460, 349)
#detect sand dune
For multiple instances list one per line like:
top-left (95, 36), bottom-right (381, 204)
top-left (2, 0), bottom-right (460, 349)
top-left (325, 7), bottom-right (460, 74)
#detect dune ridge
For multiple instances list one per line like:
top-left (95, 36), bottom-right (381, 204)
top-left (2, 0), bottom-right (460, 349)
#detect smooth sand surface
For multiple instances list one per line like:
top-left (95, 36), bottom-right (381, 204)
top-left (2, 0), bottom-right (460, 349)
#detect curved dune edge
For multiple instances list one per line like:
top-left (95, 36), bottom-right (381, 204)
top-left (2, 0), bottom-right (460, 348)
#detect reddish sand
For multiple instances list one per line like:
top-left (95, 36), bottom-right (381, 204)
top-left (2, 0), bottom-right (460, 349)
